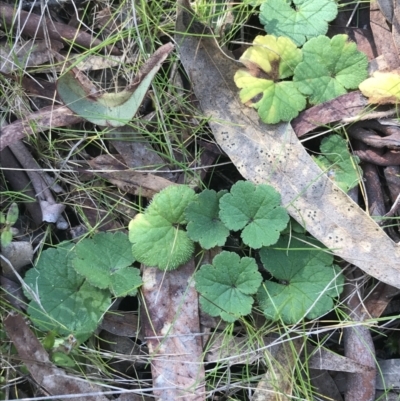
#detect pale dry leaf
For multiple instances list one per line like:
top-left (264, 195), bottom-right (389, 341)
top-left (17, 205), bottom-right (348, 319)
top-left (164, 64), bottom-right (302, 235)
top-left (141, 260), bottom-right (205, 401)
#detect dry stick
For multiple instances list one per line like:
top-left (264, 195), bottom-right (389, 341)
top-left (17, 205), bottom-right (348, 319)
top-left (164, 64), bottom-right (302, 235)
top-left (343, 271), bottom-right (377, 401)
top-left (0, 146), bottom-right (43, 226)
top-left (348, 126), bottom-right (400, 149)
top-left (9, 141), bottom-right (66, 225)
top-left (0, 105), bottom-right (83, 151)
top-left (352, 148), bottom-right (400, 166)
top-left (385, 166), bottom-right (400, 216)
top-left (0, 1), bottom-right (121, 55)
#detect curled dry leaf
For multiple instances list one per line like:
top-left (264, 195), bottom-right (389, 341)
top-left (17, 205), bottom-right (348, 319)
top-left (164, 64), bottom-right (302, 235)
top-left (57, 43), bottom-right (174, 127)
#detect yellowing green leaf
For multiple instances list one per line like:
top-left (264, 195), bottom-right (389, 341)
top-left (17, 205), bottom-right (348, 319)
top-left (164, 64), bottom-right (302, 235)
top-left (359, 71), bottom-right (400, 104)
top-left (239, 35), bottom-right (302, 79)
top-left (234, 35), bottom-right (306, 124)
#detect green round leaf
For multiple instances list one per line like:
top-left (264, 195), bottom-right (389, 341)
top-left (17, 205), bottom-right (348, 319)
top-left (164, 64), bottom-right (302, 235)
top-left (110, 266), bottom-right (142, 297)
top-left (258, 234), bottom-right (344, 323)
top-left (130, 214), bottom-right (194, 270)
top-left (185, 189), bottom-right (229, 249)
top-left (260, 0), bottom-right (338, 46)
top-left (24, 243), bottom-right (111, 341)
top-left (129, 185), bottom-right (196, 270)
top-left (314, 134), bottom-right (361, 193)
top-left (219, 181), bottom-right (289, 249)
top-left (146, 185), bottom-right (196, 223)
top-left (73, 232), bottom-right (141, 296)
top-left (293, 35), bottom-right (368, 104)
top-left (195, 251), bottom-right (262, 322)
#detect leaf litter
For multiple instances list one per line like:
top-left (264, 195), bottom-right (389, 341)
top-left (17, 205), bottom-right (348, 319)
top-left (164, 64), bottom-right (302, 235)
top-left (2, 0), bottom-right (400, 399)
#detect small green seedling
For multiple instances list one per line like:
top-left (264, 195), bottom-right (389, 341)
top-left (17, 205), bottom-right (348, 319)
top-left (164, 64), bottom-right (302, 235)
top-left (24, 233), bottom-right (141, 341)
top-left (0, 203), bottom-right (19, 248)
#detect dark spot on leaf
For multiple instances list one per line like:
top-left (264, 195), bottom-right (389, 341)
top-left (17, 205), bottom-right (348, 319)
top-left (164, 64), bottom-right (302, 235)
top-left (250, 93), bottom-right (263, 103)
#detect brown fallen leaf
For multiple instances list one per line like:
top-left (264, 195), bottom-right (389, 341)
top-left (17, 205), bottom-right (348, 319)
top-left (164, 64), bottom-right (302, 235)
top-left (308, 346), bottom-right (375, 373)
top-left (141, 259), bottom-right (205, 401)
top-left (100, 311), bottom-right (141, 338)
top-left (0, 39), bottom-right (63, 73)
top-left (252, 337), bottom-right (303, 401)
top-left (109, 126), bottom-right (176, 181)
top-left (309, 369), bottom-right (343, 401)
top-left (291, 91), bottom-right (369, 138)
top-left (87, 155), bottom-right (178, 198)
top-left (0, 2), bottom-right (121, 56)
top-left (176, 0), bottom-right (400, 289)
top-left (370, 0), bottom-right (400, 69)
top-left (364, 281), bottom-right (400, 318)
